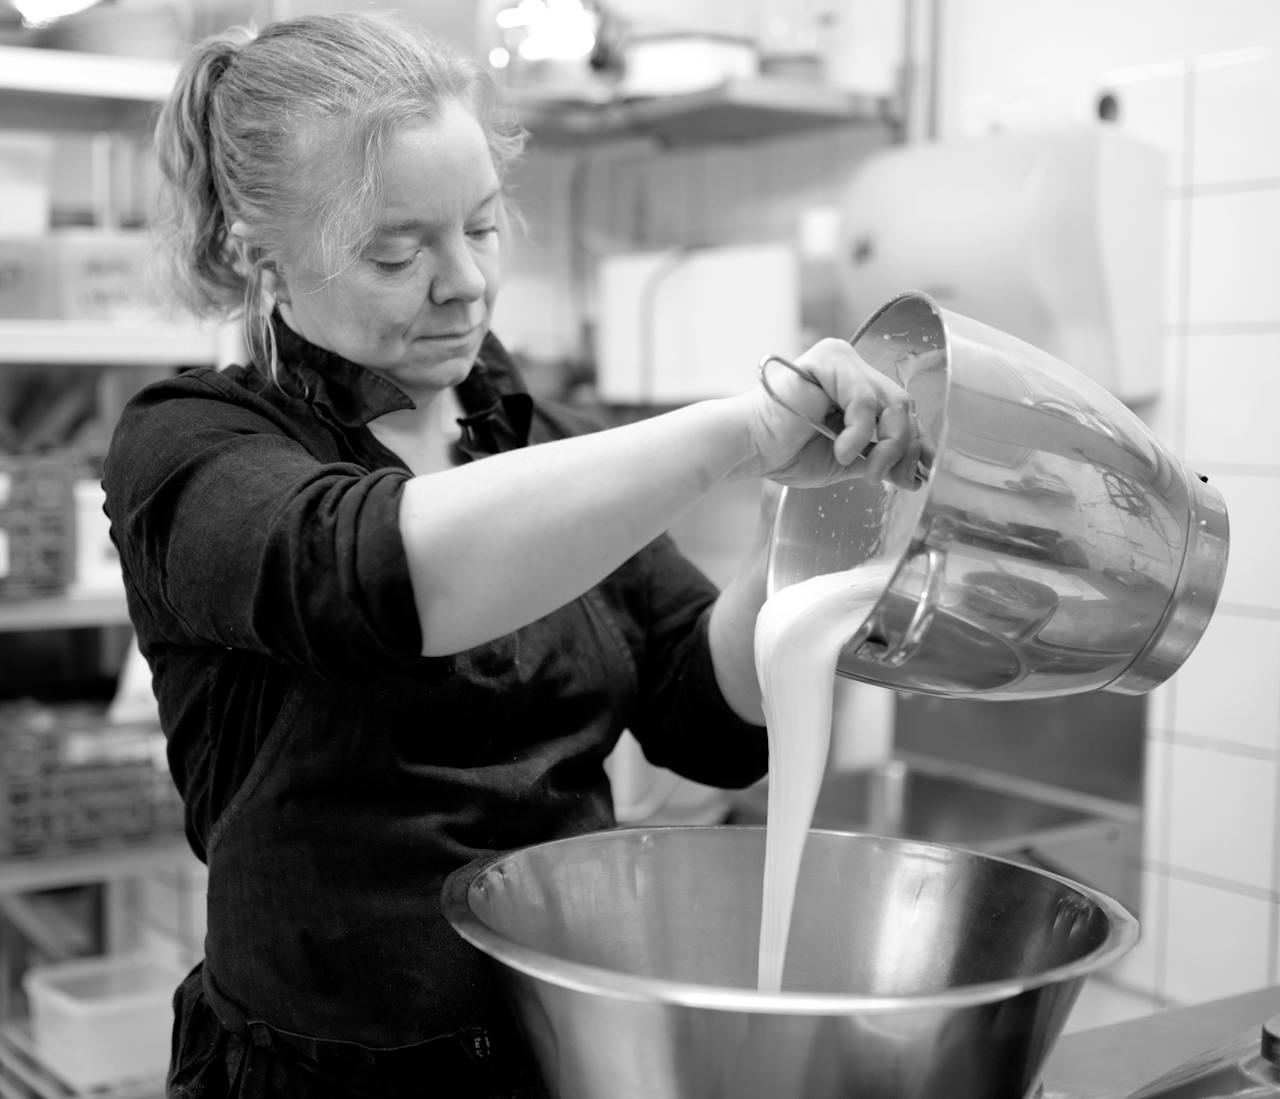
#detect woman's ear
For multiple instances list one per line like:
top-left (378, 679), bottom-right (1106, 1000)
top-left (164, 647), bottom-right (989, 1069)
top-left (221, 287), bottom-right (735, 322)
top-left (228, 221), bottom-right (289, 306)
top-left (226, 220), bottom-right (255, 275)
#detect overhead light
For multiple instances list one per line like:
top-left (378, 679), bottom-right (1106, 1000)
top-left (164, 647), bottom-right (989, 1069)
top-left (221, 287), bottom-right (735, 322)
top-left (495, 0), bottom-right (547, 30)
top-left (11, 0), bottom-right (104, 28)
top-left (492, 0), bottom-right (597, 64)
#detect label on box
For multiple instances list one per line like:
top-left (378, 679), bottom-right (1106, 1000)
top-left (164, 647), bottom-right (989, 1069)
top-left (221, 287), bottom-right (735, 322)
top-left (68, 249), bottom-right (151, 318)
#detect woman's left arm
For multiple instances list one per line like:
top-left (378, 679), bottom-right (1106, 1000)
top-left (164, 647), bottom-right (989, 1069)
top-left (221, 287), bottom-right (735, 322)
top-left (707, 481), bottom-right (783, 724)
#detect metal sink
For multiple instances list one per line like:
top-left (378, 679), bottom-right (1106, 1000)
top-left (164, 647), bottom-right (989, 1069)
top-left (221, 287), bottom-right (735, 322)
top-left (728, 752), bottom-right (1139, 860)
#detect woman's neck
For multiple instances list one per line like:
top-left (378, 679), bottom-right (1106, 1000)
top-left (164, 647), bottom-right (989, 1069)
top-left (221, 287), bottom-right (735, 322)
top-left (368, 388), bottom-right (462, 476)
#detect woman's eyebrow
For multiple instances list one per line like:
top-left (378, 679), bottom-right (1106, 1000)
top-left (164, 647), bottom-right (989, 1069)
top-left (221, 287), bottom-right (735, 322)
top-left (375, 189), bottom-right (502, 237)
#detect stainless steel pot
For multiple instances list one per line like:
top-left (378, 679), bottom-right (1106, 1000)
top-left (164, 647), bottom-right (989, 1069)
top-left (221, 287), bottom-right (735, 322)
top-left (767, 291), bottom-right (1229, 699)
top-left (443, 825), bottom-right (1137, 1099)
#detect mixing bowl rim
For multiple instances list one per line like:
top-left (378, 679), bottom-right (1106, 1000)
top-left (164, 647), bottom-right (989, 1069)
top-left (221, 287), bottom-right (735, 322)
top-left (441, 824), bottom-right (1139, 1016)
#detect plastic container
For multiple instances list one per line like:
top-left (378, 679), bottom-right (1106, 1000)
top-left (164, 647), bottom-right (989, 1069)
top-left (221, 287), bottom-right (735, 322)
top-left (70, 478), bottom-right (121, 594)
top-left (23, 953), bottom-right (182, 1090)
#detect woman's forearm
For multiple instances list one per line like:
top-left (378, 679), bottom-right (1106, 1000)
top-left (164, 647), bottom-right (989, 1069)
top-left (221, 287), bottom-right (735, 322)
top-left (400, 396), bottom-right (753, 655)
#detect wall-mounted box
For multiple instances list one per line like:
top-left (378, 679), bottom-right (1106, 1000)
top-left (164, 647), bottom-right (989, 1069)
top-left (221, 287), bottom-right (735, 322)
top-left (595, 242), bottom-right (801, 403)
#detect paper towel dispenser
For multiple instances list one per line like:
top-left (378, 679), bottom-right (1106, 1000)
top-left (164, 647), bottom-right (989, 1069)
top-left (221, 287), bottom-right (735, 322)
top-left (834, 126), bottom-right (1167, 403)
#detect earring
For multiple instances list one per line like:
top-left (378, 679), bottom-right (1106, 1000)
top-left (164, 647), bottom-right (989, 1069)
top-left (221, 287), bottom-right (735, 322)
top-left (260, 262), bottom-right (287, 309)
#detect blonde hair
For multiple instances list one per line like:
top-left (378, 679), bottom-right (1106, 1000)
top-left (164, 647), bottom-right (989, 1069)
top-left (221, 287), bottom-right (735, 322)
top-left (152, 10), bottom-right (526, 380)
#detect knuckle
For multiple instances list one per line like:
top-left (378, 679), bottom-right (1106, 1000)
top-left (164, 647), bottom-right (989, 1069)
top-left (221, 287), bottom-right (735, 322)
top-left (889, 390), bottom-right (914, 414)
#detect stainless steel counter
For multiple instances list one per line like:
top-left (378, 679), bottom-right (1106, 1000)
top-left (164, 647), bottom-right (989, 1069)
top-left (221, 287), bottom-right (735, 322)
top-left (1041, 986), bottom-right (1280, 1098)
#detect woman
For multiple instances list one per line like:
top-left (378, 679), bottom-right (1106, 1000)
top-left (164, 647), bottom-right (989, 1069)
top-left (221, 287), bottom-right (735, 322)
top-left (104, 10), bottom-right (925, 1097)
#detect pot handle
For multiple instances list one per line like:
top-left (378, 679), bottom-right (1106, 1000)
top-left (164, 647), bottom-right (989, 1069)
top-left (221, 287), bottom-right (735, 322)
top-left (862, 546), bottom-right (946, 668)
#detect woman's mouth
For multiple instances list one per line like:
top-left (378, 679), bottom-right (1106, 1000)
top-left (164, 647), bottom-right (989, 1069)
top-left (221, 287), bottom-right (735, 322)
top-left (418, 328), bottom-right (477, 346)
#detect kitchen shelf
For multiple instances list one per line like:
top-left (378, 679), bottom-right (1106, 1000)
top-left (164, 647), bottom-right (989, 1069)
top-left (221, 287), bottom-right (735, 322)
top-left (0, 592), bottom-right (130, 634)
top-left (0, 838), bottom-right (190, 897)
top-left (0, 45), bottom-right (172, 131)
top-left (0, 44), bottom-right (174, 102)
top-left (0, 320), bottom-right (222, 367)
top-left (514, 77), bottom-right (896, 148)
top-left (0, 43), bottom-right (894, 145)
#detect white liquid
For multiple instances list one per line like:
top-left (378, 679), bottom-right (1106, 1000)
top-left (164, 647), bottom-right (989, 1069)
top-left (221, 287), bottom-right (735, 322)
top-left (754, 561), bottom-right (895, 992)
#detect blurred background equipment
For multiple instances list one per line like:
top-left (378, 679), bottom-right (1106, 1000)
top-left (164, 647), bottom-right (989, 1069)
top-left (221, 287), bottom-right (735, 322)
top-left (832, 125), bottom-right (1167, 404)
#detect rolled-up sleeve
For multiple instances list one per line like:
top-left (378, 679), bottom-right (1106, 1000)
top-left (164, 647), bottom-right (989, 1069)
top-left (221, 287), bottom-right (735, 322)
top-left (104, 371), bottom-right (425, 680)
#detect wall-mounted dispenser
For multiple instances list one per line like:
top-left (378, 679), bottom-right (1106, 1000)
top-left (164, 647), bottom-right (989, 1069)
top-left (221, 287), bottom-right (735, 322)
top-left (833, 125), bottom-right (1167, 404)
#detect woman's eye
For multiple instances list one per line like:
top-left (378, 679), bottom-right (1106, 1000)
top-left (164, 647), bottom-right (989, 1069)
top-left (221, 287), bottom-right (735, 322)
top-left (467, 225), bottom-right (498, 241)
top-left (371, 255), bottom-right (415, 274)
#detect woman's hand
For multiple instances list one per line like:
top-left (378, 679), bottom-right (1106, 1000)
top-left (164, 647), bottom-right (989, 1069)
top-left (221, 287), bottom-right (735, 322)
top-left (732, 338), bottom-right (930, 490)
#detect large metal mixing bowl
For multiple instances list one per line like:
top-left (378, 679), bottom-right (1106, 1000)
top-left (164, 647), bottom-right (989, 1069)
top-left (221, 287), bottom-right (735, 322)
top-left (442, 825), bottom-right (1137, 1099)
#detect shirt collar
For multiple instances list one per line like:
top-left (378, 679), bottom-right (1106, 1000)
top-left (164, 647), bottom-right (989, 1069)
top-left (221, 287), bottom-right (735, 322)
top-left (271, 316), bottom-right (533, 456)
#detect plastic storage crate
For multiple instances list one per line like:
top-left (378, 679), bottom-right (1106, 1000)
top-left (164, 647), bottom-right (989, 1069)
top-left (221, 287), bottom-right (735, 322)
top-left (0, 451), bottom-right (83, 600)
top-left (0, 702), bottom-right (184, 860)
top-left (22, 953), bottom-right (181, 1091)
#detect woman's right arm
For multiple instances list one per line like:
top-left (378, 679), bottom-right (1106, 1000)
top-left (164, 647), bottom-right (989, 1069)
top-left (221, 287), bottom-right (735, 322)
top-left (107, 340), bottom-right (919, 671)
top-left (401, 338), bottom-right (923, 656)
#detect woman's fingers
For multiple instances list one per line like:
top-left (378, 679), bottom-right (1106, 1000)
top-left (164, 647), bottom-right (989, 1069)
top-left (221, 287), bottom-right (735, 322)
top-left (833, 391), bottom-right (880, 466)
top-left (858, 389), bottom-right (915, 484)
top-left (754, 338), bottom-right (930, 489)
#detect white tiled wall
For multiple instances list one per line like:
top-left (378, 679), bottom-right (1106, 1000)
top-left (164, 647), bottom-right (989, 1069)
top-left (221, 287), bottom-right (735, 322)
top-left (936, 0), bottom-right (1280, 1022)
top-left (494, 0), bottom-right (1280, 1027)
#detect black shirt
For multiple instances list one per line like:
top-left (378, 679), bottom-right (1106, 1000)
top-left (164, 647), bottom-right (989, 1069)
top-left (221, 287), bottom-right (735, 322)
top-left (103, 322), bottom-right (767, 1060)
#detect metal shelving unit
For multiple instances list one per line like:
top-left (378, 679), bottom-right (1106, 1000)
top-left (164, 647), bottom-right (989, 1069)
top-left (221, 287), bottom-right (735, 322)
top-left (0, 44), bottom-right (171, 132)
top-left (0, 320), bottom-right (222, 367)
top-left (0, 46), bottom-right (198, 1092)
top-left (0, 47), bottom-right (218, 634)
top-left (514, 77), bottom-right (896, 148)
top-left (0, 593), bottom-right (130, 635)
top-left (0, 41), bottom-right (895, 145)
top-left (0, 841), bottom-right (190, 899)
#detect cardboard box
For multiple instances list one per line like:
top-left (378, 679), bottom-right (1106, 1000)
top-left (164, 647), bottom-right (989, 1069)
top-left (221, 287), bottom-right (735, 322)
top-left (0, 230), bottom-right (160, 320)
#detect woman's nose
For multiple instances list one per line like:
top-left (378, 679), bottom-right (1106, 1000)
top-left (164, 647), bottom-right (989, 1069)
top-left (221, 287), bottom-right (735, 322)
top-left (430, 240), bottom-right (486, 305)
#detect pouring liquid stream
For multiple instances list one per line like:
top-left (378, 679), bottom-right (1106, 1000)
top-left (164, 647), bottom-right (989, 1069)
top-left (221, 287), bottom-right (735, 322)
top-left (755, 560), bottom-right (896, 992)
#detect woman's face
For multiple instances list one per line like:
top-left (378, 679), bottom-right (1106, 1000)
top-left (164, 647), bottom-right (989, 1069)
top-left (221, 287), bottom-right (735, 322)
top-left (277, 101), bottom-right (503, 400)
